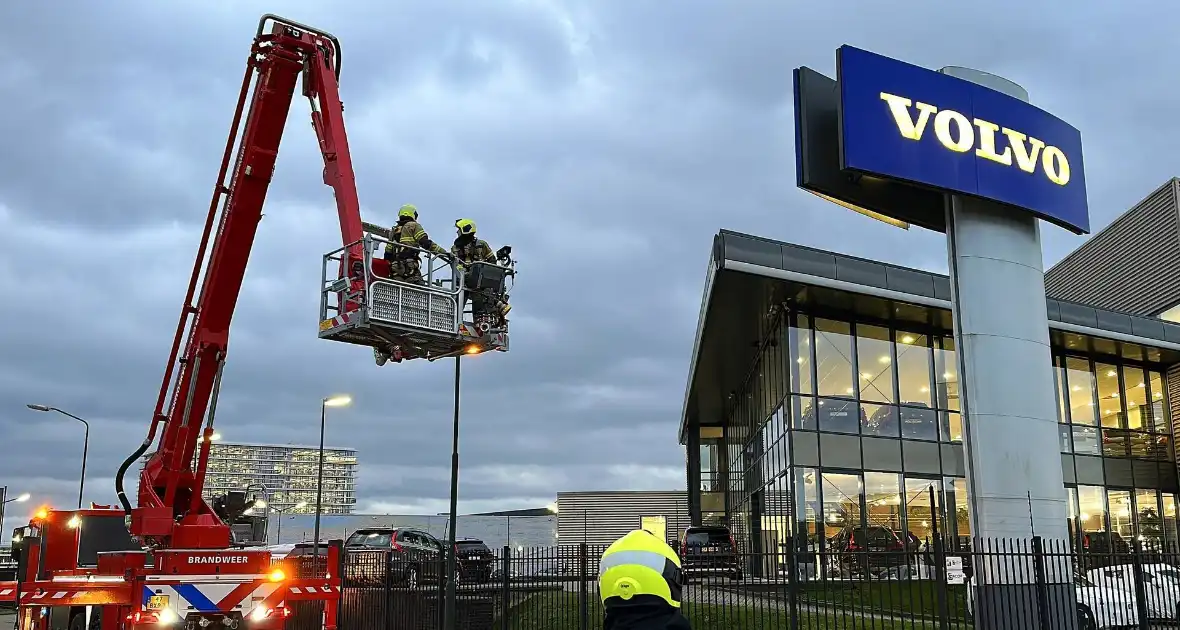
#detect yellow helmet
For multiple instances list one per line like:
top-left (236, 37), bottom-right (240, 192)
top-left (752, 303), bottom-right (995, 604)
top-left (598, 530), bottom-right (683, 608)
top-left (398, 204), bottom-right (418, 220)
top-left (455, 218), bottom-right (477, 235)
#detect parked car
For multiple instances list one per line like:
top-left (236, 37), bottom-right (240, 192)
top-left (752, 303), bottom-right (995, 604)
top-left (680, 525), bottom-right (742, 581)
top-left (343, 527), bottom-right (458, 588)
top-left (966, 572), bottom-right (1139, 629)
top-left (1086, 563), bottom-right (1180, 620)
top-left (825, 526), bottom-right (910, 578)
top-left (456, 538), bottom-right (494, 582)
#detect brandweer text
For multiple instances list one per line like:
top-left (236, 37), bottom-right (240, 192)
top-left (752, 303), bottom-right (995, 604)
top-left (878, 92), bottom-right (1071, 186)
top-left (187, 555), bottom-right (250, 564)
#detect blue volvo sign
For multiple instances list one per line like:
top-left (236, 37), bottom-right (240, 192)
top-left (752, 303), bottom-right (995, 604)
top-left (836, 45), bottom-right (1089, 234)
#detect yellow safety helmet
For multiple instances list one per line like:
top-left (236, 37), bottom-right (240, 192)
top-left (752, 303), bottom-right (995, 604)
top-left (398, 204), bottom-right (419, 220)
top-left (455, 218), bottom-right (477, 235)
top-left (599, 529), bottom-right (683, 608)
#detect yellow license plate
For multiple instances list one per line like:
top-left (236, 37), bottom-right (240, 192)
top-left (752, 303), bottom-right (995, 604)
top-left (148, 595), bottom-right (169, 610)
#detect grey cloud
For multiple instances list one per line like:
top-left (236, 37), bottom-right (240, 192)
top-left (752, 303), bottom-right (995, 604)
top-left (1, 0), bottom-right (1175, 529)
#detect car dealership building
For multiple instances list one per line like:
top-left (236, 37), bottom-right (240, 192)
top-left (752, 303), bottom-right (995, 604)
top-left (680, 178), bottom-right (1180, 560)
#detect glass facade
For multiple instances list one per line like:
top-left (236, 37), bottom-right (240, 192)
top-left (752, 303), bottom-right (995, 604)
top-left (699, 307), bottom-right (1179, 557)
top-left (1054, 354), bottom-right (1177, 550)
top-left (145, 442), bottom-right (359, 514)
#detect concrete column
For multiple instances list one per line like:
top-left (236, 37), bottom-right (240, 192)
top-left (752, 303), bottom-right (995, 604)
top-left (941, 67), bottom-right (1074, 630)
top-left (686, 427), bottom-right (703, 525)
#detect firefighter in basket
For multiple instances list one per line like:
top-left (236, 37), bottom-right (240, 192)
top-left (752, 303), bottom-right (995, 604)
top-left (451, 218), bottom-right (512, 324)
top-left (384, 203), bottom-right (449, 283)
top-left (599, 530), bottom-right (692, 630)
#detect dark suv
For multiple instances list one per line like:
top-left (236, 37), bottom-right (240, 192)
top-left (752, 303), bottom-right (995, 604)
top-left (826, 526), bottom-right (911, 577)
top-left (455, 538), bottom-right (494, 582)
top-left (344, 527), bottom-right (457, 588)
top-left (680, 526), bottom-right (742, 581)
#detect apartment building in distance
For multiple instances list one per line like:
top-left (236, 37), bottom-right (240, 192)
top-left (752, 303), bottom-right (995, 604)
top-left (144, 442), bottom-right (358, 514)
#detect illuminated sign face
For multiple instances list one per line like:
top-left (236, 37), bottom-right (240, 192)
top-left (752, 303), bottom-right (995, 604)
top-left (837, 46), bottom-right (1089, 234)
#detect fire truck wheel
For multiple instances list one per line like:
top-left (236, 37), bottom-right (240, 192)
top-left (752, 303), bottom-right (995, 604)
top-left (68, 611), bottom-right (85, 630)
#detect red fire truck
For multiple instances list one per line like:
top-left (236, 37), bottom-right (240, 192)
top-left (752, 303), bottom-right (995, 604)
top-left (0, 12), bottom-right (514, 630)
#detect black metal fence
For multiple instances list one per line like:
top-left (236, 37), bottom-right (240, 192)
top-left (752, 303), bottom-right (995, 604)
top-left (290, 537), bottom-right (1180, 629)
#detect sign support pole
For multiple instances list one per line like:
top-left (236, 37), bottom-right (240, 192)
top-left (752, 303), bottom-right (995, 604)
top-left (941, 68), bottom-right (1073, 630)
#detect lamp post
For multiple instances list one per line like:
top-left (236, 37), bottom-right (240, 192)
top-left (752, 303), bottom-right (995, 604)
top-left (26, 404), bottom-right (89, 508)
top-left (272, 501), bottom-right (308, 544)
top-left (445, 346), bottom-right (481, 630)
top-left (0, 487), bottom-right (31, 546)
top-left (313, 395), bottom-right (351, 563)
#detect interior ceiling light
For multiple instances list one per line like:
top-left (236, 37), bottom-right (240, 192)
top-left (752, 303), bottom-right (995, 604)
top-left (901, 335), bottom-right (915, 344)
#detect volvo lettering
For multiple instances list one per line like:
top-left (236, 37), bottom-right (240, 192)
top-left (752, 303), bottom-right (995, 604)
top-left (879, 92), bottom-right (1071, 186)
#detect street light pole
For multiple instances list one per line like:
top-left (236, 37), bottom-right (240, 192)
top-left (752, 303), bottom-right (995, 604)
top-left (443, 355), bottom-right (462, 630)
top-left (0, 487), bottom-right (32, 547)
top-left (313, 395), bottom-right (351, 564)
top-left (26, 404), bottom-right (89, 508)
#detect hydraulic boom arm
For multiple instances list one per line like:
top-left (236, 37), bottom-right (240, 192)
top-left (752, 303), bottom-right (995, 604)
top-left (114, 15), bottom-right (366, 549)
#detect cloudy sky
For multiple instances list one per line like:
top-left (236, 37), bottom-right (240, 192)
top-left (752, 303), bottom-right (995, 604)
top-left (0, 0), bottom-right (1174, 530)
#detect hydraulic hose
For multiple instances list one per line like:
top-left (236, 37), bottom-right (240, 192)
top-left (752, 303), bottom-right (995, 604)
top-left (115, 436), bottom-right (154, 514)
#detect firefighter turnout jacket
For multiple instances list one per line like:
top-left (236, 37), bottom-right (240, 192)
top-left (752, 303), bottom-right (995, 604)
top-left (389, 218), bottom-right (446, 259)
top-left (451, 236), bottom-right (497, 265)
top-left (599, 530), bottom-right (692, 630)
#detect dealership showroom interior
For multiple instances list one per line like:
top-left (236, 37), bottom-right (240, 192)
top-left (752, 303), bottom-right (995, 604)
top-left (682, 177), bottom-right (1180, 560)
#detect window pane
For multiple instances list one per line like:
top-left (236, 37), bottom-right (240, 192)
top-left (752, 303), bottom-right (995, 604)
top-left (794, 395), bottom-right (816, 430)
top-left (863, 403), bottom-right (898, 438)
top-left (1067, 487), bottom-right (1079, 542)
top-left (897, 332), bottom-right (932, 407)
top-left (1135, 489), bottom-right (1162, 550)
top-left (1109, 490), bottom-right (1133, 541)
top-left (934, 337), bottom-right (959, 411)
top-left (797, 468), bottom-right (820, 548)
top-left (1059, 423), bottom-right (1072, 453)
top-left (1101, 428), bottom-right (1128, 458)
top-left (941, 411), bottom-right (963, 443)
top-left (816, 398), bottom-right (860, 435)
top-left (821, 472), bottom-right (863, 542)
top-left (1077, 486), bottom-right (1105, 534)
top-left (1149, 371), bottom-right (1167, 433)
top-left (1096, 363), bottom-right (1122, 428)
top-left (1163, 493), bottom-right (1178, 552)
top-left (1066, 357), bottom-right (1097, 426)
top-left (857, 325), bottom-right (895, 403)
top-left (865, 472), bottom-right (902, 533)
top-left (1054, 357), bottom-right (1068, 423)
top-left (901, 406), bottom-right (938, 441)
top-left (904, 478), bottom-right (939, 541)
top-left (814, 319), bottom-right (855, 398)
top-left (953, 478), bottom-right (970, 538)
top-left (1072, 425), bottom-right (1100, 455)
top-left (1124, 367), bottom-right (1149, 430)
top-left (790, 315), bottom-right (814, 395)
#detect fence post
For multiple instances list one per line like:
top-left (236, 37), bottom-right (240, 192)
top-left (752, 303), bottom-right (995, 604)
top-left (579, 543), bottom-right (590, 630)
top-left (785, 535), bottom-right (799, 630)
top-left (1131, 538), bottom-right (1150, 630)
top-left (383, 550), bottom-right (391, 630)
top-left (500, 546), bottom-right (511, 629)
top-left (933, 533), bottom-right (950, 630)
top-left (1031, 536), bottom-right (1050, 630)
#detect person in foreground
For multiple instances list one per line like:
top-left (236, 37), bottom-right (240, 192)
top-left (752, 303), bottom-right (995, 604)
top-left (599, 529), bottom-right (692, 630)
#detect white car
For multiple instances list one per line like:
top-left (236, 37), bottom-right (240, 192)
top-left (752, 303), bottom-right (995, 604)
top-left (966, 574), bottom-right (1140, 629)
top-left (1087, 563), bottom-right (1180, 620)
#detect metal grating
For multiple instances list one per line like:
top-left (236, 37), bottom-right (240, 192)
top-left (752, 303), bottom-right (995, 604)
top-left (369, 282), bottom-right (456, 333)
top-left (1045, 178), bottom-right (1180, 316)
